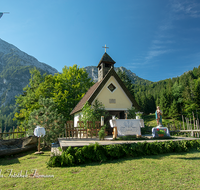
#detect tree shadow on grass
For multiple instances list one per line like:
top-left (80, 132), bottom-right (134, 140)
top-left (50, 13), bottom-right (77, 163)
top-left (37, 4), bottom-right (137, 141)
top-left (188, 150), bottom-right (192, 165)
top-left (0, 156), bottom-right (20, 165)
top-left (0, 150), bottom-right (50, 165)
top-left (61, 151), bottom-right (194, 168)
top-left (176, 157), bottom-right (200, 160)
top-left (170, 150), bottom-right (200, 160)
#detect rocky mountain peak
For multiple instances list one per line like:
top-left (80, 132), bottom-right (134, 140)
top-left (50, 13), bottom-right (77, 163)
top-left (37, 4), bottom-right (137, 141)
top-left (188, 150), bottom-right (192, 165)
top-left (0, 38), bottom-right (57, 74)
top-left (0, 38), bottom-right (58, 106)
top-left (84, 66), bottom-right (151, 85)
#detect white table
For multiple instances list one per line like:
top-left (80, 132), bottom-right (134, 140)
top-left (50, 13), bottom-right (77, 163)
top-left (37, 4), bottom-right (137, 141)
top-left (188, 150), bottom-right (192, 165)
top-left (109, 119), bottom-right (144, 136)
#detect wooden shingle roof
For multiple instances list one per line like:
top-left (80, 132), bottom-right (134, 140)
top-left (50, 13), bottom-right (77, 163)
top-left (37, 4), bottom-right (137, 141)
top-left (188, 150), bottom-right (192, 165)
top-left (70, 67), bottom-right (140, 115)
top-left (70, 81), bottom-right (101, 115)
top-left (97, 52), bottom-right (116, 67)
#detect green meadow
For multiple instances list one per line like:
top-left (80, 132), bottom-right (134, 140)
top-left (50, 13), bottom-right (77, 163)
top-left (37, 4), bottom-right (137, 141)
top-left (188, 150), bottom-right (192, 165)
top-left (1, 149), bottom-right (200, 190)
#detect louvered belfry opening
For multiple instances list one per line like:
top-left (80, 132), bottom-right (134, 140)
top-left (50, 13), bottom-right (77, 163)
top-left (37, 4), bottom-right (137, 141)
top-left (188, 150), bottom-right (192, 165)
top-left (97, 52), bottom-right (116, 82)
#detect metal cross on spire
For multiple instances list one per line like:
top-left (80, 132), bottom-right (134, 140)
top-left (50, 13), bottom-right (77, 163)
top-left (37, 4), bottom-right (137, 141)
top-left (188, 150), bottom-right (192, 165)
top-left (102, 44), bottom-right (109, 53)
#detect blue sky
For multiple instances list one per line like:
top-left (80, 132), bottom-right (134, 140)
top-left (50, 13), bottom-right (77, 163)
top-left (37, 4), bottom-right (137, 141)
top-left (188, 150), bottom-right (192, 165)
top-left (1, 0), bottom-right (200, 82)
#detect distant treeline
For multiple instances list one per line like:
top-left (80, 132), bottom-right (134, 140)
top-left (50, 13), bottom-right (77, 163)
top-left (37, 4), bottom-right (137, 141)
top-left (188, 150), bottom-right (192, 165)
top-left (0, 104), bottom-right (17, 132)
top-left (117, 65), bottom-right (200, 119)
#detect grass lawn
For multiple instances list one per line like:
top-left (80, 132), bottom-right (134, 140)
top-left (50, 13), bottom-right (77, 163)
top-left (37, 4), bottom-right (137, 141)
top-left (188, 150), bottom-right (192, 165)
top-left (1, 149), bottom-right (200, 190)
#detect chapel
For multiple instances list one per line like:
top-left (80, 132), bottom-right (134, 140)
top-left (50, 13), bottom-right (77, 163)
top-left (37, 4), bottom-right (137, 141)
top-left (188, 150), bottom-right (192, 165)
top-left (70, 49), bottom-right (140, 134)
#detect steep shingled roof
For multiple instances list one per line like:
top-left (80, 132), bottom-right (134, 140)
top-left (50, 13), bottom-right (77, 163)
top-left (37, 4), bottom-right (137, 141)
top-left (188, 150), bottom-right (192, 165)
top-left (70, 67), bottom-right (140, 115)
top-left (97, 52), bottom-right (116, 67)
top-left (70, 81), bottom-right (101, 115)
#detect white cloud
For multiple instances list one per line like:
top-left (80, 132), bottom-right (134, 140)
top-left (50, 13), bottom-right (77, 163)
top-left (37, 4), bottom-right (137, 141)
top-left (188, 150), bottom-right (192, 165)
top-left (172, 0), bottom-right (200, 18)
top-left (128, 0), bottom-right (200, 70)
top-left (152, 40), bottom-right (174, 44)
top-left (144, 0), bottom-right (200, 63)
top-left (145, 50), bottom-right (169, 61)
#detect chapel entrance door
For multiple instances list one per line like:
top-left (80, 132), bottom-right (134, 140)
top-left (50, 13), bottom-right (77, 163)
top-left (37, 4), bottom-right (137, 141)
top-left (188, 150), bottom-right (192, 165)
top-left (105, 111), bottom-right (125, 135)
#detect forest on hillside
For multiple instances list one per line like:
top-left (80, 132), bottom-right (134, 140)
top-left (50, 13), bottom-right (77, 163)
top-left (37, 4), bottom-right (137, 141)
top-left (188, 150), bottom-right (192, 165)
top-left (120, 65), bottom-right (200, 119)
top-left (1, 64), bottom-right (200, 133)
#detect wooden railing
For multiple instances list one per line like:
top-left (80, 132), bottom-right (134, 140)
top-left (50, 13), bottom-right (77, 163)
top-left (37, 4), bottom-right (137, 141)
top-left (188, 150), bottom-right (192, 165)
top-left (0, 126), bottom-right (26, 140)
top-left (161, 115), bottom-right (200, 137)
top-left (168, 123), bottom-right (200, 137)
top-left (65, 121), bottom-right (101, 139)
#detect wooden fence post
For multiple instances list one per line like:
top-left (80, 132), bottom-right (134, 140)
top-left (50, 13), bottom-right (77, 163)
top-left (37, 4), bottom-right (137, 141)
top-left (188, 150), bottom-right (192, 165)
top-left (13, 126), bottom-right (15, 139)
top-left (65, 123), bottom-right (66, 139)
top-left (4, 125), bottom-right (6, 140)
top-left (173, 123), bottom-right (175, 131)
top-left (193, 112), bottom-right (195, 130)
top-left (196, 120), bottom-right (199, 137)
top-left (21, 127), bottom-right (22, 138)
top-left (182, 115), bottom-right (185, 130)
top-left (186, 118), bottom-right (188, 130)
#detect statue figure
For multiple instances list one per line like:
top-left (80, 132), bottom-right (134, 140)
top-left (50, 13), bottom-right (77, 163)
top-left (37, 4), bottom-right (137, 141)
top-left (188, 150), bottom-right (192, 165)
top-left (155, 106), bottom-right (162, 126)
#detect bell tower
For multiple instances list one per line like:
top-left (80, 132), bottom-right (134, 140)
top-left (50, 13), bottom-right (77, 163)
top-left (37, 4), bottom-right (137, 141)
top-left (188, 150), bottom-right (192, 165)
top-left (97, 45), bottom-right (116, 82)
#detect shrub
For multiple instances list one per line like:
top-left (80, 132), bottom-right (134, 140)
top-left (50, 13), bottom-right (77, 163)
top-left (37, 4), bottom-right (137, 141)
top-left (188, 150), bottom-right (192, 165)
top-left (47, 140), bottom-right (200, 167)
top-left (47, 155), bottom-right (62, 167)
top-left (98, 125), bottom-right (107, 140)
top-left (106, 144), bottom-right (125, 159)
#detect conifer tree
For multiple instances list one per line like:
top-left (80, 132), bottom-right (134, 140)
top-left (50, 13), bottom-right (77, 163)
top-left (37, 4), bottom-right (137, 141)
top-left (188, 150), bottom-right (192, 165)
top-left (116, 69), bottom-right (135, 98)
top-left (14, 68), bottom-right (45, 127)
top-left (28, 97), bottom-right (64, 145)
top-left (169, 99), bottom-right (179, 119)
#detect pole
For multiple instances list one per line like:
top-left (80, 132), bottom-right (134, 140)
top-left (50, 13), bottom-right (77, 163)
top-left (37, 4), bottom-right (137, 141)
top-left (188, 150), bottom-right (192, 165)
top-left (38, 137), bottom-right (41, 152)
top-left (101, 116), bottom-right (104, 126)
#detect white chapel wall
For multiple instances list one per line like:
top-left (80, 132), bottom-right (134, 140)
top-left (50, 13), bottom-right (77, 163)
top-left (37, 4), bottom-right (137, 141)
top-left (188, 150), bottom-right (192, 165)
top-left (92, 76), bottom-right (132, 110)
top-left (74, 111), bottom-right (83, 127)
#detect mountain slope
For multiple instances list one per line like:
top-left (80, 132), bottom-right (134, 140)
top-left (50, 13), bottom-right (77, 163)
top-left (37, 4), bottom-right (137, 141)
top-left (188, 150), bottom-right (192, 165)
top-left (85, 66), bottom-right (153, 85)
top-left (0, 38), bottom-right (58, 106)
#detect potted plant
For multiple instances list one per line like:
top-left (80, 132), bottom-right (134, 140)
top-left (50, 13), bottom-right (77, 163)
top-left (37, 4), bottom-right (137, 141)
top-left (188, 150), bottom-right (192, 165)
top-left (157, 129), bottom-right (166, 137)
top-left (135, 112), bottom-right (143, 119)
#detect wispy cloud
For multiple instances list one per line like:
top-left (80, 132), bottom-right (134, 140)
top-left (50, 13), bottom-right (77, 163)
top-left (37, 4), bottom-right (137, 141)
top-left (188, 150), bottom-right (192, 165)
top-left (145, 50), bottom-right (170, 61)
top-left (127, 0), bottom-right (200, 71)
top-left (143, 7), bottom-right (175, 63)
top-left (152, 40), bottom-right (174, 44)
top-left (145, 34), bottom-right (174, 62)
top-left (172, 0), bottom-right (200, 18)
top-left (144, 0), bottom-right (200, 63)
